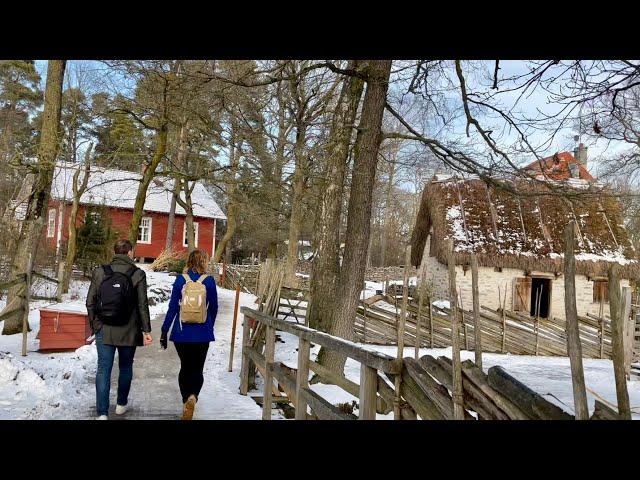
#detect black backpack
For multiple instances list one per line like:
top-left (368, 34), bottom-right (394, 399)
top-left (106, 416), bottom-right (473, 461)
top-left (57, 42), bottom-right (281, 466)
top-left (96, 265), bottom-right (138, 326)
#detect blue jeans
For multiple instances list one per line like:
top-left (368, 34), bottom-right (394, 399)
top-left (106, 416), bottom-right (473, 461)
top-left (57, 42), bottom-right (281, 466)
top-left (95, 329), bottom-right (137, 416)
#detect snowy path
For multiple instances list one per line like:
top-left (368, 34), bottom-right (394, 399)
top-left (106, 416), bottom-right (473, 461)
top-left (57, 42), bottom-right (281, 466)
top-left (87, 287), bottom-right (264, 420)
top-left (3, 267), bottom-right (640, 420)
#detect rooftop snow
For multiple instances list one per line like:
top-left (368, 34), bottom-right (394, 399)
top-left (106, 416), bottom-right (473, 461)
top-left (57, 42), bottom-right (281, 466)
top-left (50, 162), bottom-right (226, 220)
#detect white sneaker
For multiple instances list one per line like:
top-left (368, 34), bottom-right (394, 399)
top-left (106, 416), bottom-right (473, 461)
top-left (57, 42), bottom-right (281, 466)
top-left (96, 415), bottom-right (108, 420)
top-left (115, 404), bottom-right (128, 415)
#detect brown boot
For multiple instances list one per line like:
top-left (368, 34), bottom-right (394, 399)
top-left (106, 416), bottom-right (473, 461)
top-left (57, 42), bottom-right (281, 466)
top-left (182, 395), bottom-right (197, 420)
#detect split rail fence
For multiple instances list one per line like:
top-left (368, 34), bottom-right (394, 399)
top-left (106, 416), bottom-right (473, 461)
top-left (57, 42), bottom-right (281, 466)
top-left (354, 293), bottom-right (640, 364)
top-left (238, 306), bottom-right (623, 420)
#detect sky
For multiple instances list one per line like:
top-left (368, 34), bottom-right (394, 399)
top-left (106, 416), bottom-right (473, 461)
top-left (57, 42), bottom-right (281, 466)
top-left (33, 59), bottom-right (635, 179)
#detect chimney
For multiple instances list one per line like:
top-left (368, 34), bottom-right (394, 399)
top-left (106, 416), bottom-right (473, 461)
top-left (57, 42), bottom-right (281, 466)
top-left (574, 142), bottom-right (588, 167)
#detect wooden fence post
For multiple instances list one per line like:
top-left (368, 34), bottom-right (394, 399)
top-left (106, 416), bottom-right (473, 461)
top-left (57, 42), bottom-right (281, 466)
top-left (394, 246), bottom-right (411, 420)
top-left (262, 325), bottom-right (276, 420)
top-left (362, 282), bottom-right (368, 344)
top-left (415, 282), bottom-right (425, 359)
top-left (608, 264), bottom-right (632, 419)
top-left (359, 364), bottom-right (377, 420)
top-left (622, 286), bottom-right (633, 380)
top-left (295, 338), bottom-right (310, 420)
top-left (428, 294), bottom-right (434, 348)
top-left (227, 284), bottom-right (241, 372)
top-left (563, 221), bottom-right (589, 420)
top-left (447, 239), bottom-right (464, 419)
top-left (239, 315), bottom-right (251, 395)
top-left (471, 254), bottom-right (482, 370)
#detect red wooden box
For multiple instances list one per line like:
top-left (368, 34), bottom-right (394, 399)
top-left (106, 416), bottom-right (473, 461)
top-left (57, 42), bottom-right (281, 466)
top-left (38, 308), bottom-right (92, 352)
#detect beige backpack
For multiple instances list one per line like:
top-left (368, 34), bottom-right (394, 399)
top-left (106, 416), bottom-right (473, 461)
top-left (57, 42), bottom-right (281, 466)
top-left (179, 274), bottom-right (208, 324)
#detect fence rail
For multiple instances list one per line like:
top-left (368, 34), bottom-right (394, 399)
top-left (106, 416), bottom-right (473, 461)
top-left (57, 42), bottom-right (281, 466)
top-left (238, 306), bottom-right (586, 420)
top-left (352, 293), bottom-right (634, 361)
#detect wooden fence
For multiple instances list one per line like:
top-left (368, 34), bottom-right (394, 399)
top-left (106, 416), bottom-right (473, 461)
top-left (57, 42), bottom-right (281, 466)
top-left (240, 306), bottom-right (401, 420)
top-left (352, 293), bottom-right (636, 361)
top-left (238, 306), bottom-right (621, 420)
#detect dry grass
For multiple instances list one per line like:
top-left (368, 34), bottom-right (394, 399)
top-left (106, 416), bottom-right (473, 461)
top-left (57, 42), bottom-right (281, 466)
top-left (149, 249), bottom-right (187, 272)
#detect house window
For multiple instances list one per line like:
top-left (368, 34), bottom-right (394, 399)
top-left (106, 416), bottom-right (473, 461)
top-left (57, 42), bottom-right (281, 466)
top-left (138, 217), bottom-right (152, 244)
top-left (183, 221), bottom-right (199, 248)
top-left (47, 209), bottom-right (56, 238)
top-left (593, 280), bottom-right (609, 303)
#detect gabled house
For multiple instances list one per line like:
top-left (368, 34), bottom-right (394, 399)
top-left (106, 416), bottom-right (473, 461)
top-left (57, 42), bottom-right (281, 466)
top-left (41, 162), bottom-right (226, 261)
top-left (410, 148), bottom-right (637, 319)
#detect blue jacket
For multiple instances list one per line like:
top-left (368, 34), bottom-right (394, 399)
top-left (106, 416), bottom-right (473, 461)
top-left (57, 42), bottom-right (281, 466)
top-left (161, 270), bottom-right (218, 343)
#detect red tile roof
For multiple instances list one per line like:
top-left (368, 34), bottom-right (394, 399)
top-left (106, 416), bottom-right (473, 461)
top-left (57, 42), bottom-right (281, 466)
top-left (524, 151), bottom-right (595, 181)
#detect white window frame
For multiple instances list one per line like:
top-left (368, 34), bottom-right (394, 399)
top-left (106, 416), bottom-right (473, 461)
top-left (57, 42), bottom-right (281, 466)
top-left (138, 216), bottom-right (152, 244)
top-left (183, 221), bottom-right (199, 248)
top-left (47, 208), bottom-right (56, 238)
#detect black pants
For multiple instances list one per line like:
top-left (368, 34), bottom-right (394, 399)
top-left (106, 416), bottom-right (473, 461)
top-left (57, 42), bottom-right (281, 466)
top-left (174, 342), bottom-right (210, 404)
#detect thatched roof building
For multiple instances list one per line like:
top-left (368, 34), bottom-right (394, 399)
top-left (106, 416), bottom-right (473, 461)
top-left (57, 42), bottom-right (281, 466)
top-left (410, 173), bottom-right (638, 280)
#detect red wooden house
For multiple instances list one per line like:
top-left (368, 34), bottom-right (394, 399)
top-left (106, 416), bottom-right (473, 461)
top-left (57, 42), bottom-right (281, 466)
top-left (44, 162), bottom-right (226, 261)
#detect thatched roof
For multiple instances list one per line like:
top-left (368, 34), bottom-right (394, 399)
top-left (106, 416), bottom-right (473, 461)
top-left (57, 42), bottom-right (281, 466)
top-left (410, 176), bottom-right (639, 279)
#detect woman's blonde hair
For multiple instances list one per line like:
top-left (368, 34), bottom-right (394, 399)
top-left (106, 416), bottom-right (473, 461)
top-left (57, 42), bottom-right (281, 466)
top-left (186, 249), bottom-right (209, 275)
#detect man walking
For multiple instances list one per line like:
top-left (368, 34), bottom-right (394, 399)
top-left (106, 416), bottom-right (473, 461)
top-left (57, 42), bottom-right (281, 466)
top-left (86, 239), bottom-right (152, 420)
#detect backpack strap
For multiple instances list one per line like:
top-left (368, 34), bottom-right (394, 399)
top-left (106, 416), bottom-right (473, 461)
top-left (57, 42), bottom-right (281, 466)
top-left (182, 274), bottom-right (192, 283)
top-left (124, 266), bottom-right (138, 278)
top-left (103, 264), bottom-right (114, 276)
top-left (196, 274), bottom-right (208, 284)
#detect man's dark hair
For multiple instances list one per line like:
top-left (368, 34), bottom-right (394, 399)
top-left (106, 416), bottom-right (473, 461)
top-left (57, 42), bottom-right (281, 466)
top-left (114, 239), bottom-right (133, 255)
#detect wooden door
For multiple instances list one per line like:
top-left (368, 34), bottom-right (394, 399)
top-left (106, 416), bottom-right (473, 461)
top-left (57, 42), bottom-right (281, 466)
top-left (513, 277), bottom-right (532, 312)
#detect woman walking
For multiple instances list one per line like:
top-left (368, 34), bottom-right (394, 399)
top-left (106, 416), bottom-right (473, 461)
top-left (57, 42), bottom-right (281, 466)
top-left (160, 249), bottom-right (218, 420)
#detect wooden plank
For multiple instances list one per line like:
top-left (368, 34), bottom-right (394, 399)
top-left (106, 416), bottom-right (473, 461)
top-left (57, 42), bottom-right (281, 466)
top-left (608, 265), bottom-right (632, 419)
top-left (228, 285), bottom-right (241, 372)
top-left (404, 357), bottom-right (455, 419)
top-left (590, 399), bottom-right (623, 420)
top-left (470, 254), bottom-right (482, 369)
top-left (296, 338), bottom-right (310, 420)
top-left (241, 307), bottom-right (401, 374)
top-left (262, 325), bottom-right (276, 420)
top-left (446, 239), bottom-right (464, 419)
top-left (359, 364), bottom-right (377, 420)
top-left (310, 360), bottom-right (390, 414)
top-left (458, 359), bottom-right (530, 420)
top-left (297, 387), bottom-right (356, 420)
top-left (394, 245), bottom-right (411, 419)
top-left (563, 221), bottom-right (589, 420)
top-left (487, 366), bottom-right (574, 420)
top-left (239, 315), bottom-right (252, 395)
top-left (385, 371), bottom-right (444, 420)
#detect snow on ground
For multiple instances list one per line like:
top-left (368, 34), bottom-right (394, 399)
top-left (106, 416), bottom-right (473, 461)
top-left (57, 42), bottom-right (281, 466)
top-left (0, 265), bottom-right (178, 420)
top-left (2, 264), bottom-right (640, 420)
top-left (269, 331), bottom-right (640, 419)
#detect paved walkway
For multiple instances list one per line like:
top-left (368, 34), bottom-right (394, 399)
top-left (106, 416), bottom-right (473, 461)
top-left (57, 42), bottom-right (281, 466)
top-left (88, 288), bottom-right (264, 420)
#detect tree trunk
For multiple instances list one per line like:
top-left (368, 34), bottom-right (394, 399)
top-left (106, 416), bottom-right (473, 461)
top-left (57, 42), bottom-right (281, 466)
top-left (1, 60), bottom-right (66, 335)
top-left (307, 61), bottom-right (366, 332)
top-left (62, 146), bottom-right (92, 294)
top-left (182, 179), bottom-right (196, 253)
top-left (128, 124), bottom-right (168, 246)
top-left (165, 180), bottom-right (179, 251)
top-left (284, 128), bottom-right (307, 287)
top-left (165, 123), bottom-right (188, 251)
top-left (214, 127), bottom-right (239, 262)
top-left (380, 149), bottom-right (396, 267)
top-left (316, 60), bottom-right (392, 375)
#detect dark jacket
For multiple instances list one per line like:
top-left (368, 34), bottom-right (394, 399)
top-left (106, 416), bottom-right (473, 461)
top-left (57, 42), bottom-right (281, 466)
top-left (86, 254), bottom-right (151, 346)
top-left (161, 270), bottom-right (218, 343)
